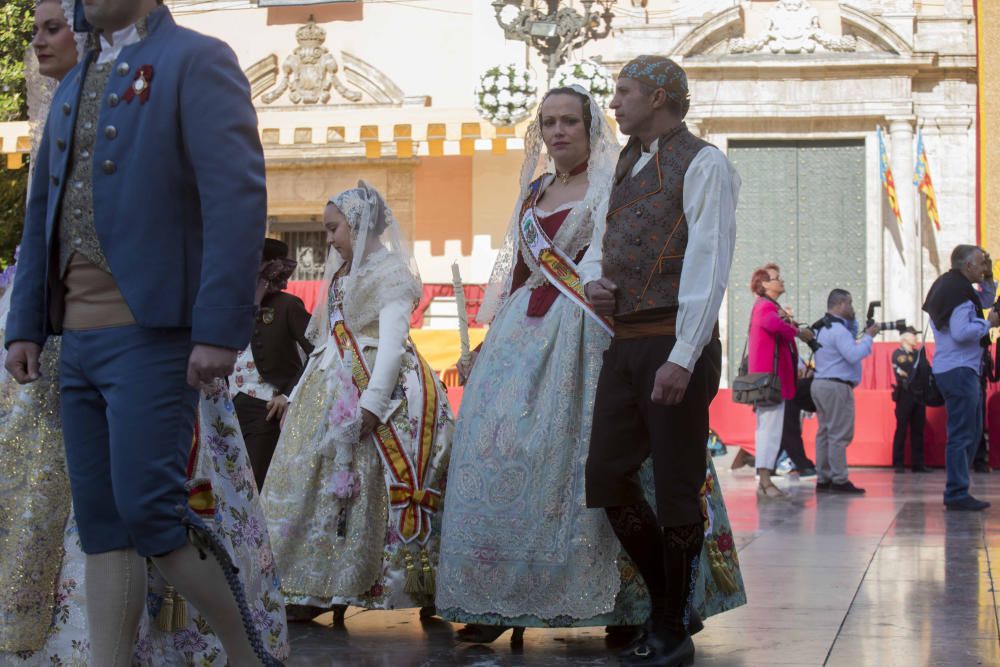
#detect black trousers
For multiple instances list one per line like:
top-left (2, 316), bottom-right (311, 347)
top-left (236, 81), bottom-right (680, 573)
top-left (891, 392), bottom-right (926, 468)
top-left (586, 336), bottom-right (721, 527)
top-left (780, 399), bottom-right (815, 471)
top-left (974, 381), bottom-right (990, 466)
top-left (233, 393), bottom-right (282, 491)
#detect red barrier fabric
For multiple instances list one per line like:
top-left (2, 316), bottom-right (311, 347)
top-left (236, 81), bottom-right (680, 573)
top-left (411, 284), bottom-right (485, 329)
top-left (285, 281), bottom-right (485, 329)
top-left (284, 281), bottom-right (325, 314)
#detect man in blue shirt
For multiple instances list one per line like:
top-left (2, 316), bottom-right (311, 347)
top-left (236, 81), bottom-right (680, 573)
top-left (810, 289), bottom-right (879, 493)
top-left (923, 245), bottom-right (999, 511)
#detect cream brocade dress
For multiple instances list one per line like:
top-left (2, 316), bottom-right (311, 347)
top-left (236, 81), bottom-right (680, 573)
top-left (263, 252), bottom-right (453, 610)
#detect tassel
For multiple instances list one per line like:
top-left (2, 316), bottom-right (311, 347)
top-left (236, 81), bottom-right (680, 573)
top-left (403, 551), bottom-right (421, 595)
top-left (155, 586), bottom-right (177, 632)
top-left (171, 590), bottom-right (189, 630)
top-left (419, 550), bottom-right (435, 595)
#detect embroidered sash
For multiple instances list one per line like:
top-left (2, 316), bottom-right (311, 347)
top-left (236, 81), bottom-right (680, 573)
top-left (329, 307), bottom-right (441, 544)
top-left (518, 203), bottom-right (614, 336)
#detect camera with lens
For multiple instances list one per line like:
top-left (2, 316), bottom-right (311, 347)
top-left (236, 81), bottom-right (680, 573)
top-left (865, 301), bottom-right (908, 334)
top-left (806, 314), bottom-right (832, 352)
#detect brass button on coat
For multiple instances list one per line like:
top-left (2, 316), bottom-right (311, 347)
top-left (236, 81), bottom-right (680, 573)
top-left (56, 138), bottom-right (66, 151)
top-left (62, 103), bottom-right (71, 115)
top-left (102, 160), bottom-right (117, 175)
top-left (108, 93), bottom-right (120, 107)
top-left (117, 62), bottom-right (130, 76)
top-left (105, 126), bottom-right (118, 140)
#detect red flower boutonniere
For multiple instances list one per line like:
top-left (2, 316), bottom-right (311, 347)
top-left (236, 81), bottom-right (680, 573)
top-left (123, 65), bottom-right (154, 105)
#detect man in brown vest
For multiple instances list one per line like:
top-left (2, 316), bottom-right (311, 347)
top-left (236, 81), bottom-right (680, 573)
top-left (580, 55), bottom-right (740, 666)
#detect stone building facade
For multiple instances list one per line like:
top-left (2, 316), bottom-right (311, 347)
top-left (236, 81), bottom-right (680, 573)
top-left (0, 0), bottom-right (982, 372)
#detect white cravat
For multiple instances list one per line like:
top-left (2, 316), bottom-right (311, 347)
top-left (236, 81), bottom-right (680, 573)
top-left (578, 144), bottom-right (741, 372)
top-left (97, 23), bottom-right (141, 65)
top-left (630, 138), bottom-right (659, 178)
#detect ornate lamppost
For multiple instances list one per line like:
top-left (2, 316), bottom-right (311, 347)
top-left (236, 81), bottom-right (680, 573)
top-left (491, 0), bottom-right (617, 84)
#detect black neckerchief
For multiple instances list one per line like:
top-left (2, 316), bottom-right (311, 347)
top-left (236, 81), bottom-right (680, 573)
top-left (922, 269), bottom-right (981, 331)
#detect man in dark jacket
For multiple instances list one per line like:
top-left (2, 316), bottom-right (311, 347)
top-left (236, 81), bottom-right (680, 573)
top-left (229, 239), bottom-right (313, 489)
top-left (891, 328), bottom-right (931, 473)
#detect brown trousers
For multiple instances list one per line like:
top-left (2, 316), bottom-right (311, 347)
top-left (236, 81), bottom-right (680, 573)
top-left (586, 336), bottom-right (721, 527)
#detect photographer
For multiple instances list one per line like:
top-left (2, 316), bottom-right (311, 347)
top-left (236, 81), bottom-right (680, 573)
top-left (923, 245), bottom-right (999, 511)
top-left (228, 239), bottom-right (314, 489)
top-left (891, 329), bottom-right (931, 473)
top-left (810, 289), bottom-right (878, 494)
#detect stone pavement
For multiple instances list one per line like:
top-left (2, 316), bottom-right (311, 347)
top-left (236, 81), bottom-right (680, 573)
top-left (285, 458), bottom-right (1000, 666)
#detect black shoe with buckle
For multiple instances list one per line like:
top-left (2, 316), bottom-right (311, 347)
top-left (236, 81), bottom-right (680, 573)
top-left (616, 612), bottom-right (701, 661)
top-left (621, 632), bottom-right (694, 667)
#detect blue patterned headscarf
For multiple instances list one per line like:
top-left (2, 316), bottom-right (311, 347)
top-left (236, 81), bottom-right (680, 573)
top-left (619, 55), bottom-right (690, 118)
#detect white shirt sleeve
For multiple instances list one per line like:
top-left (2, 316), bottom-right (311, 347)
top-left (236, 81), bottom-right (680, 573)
top-left (359, 299), bottom-right (411, 423)
top-left (667, 147), bottom-right (741, 371)
top-left (578, 210), bottom-right (606, 287)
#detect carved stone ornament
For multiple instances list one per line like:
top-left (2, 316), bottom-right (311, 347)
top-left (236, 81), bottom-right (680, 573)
top-left (261, 17), bottom-right (362, 105)
top-left (730, 0), bottom-right (857, 54)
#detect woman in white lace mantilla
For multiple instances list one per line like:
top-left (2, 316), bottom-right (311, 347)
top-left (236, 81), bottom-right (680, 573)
top-left (435, 86), bottom-right (746, 644)
top-left (0, 3), bottom-right (288, 664)
top-left (262, 181), bottom-right (453, 619)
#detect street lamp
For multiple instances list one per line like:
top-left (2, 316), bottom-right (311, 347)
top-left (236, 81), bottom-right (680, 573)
top-left (491, 0), bottom-right (617, 84)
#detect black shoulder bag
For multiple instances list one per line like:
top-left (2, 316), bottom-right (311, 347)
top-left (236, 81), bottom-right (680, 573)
top-left (732, 333), bottom-right (783, 407)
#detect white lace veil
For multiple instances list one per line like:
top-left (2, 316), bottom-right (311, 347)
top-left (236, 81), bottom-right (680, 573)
top-left (476, 84), bottom-right (619, 324)
top-left (304, 181), bottom-right (422, 346)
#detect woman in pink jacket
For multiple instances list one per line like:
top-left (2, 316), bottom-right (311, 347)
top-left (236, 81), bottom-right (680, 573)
top-left (744, 264), bottom-right (814, 498)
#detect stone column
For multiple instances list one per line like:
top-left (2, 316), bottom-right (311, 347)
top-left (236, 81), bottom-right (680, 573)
top-left (888, 116), bottom-right (920, 325)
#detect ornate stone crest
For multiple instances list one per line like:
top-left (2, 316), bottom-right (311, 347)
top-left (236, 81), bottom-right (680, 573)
top-left (261, 17), bottom-right (362, 105)
top-left (730, 0), bottom-right (856, 54)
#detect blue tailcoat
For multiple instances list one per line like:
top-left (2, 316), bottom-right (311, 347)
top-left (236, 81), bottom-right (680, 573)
top-left (7, 7), bottom-right (266, 351)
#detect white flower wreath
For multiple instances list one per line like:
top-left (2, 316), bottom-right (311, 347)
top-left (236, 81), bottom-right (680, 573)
top-left (474, 63), bottom-right (539, 127)
top-left (551, 59), bottom-right (616, 109)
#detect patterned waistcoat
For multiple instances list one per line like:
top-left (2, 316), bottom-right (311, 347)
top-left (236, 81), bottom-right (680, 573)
top-left (58, 59), bottom-right (114, 275)
top-left (602, 125), bottom-right (710, 320)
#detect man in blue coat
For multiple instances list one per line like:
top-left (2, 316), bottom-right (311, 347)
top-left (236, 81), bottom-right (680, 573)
top-left (4, 1), bottom-right (280, 664)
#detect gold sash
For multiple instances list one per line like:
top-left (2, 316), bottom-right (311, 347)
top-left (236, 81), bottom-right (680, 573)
top-left (329, 311), bottom-right (441, 544)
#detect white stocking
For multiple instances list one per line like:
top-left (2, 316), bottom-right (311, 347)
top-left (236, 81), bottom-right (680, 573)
top-left (84, 548), bottom-right (147, 667)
